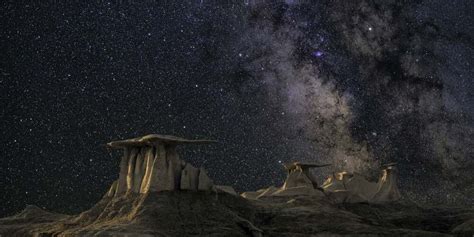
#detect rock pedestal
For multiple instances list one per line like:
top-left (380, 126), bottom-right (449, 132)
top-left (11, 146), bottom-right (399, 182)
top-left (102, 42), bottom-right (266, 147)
top-left (105, 134), bottom-right (216, 197)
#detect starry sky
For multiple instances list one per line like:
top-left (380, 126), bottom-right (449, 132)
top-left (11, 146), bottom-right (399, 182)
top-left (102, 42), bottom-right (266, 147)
top-left (1, 1), bottom-right (473, 216)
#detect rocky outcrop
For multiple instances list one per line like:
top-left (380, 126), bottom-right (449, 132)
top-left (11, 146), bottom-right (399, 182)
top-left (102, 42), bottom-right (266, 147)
top-left (242, 162), bottom-right (330, 199)
top-left (372, 165), bottom-right (401, 202)
top-left (282, 162), bottom-right (331, 189)
top-left (0, 135), bottom-right (472, 237)
top-left (241, 161), bottom-right (401, 204)
top-left (322, 164), bottom-right (401, 203)
top-left (106, 134), bottom-right (216, 195)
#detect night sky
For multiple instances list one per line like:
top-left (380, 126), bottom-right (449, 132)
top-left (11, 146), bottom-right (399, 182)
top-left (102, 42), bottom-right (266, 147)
top-left (1, 1), bottom-right (473, 217)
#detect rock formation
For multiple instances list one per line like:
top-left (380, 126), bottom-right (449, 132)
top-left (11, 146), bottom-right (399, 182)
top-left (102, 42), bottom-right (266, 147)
top-left (282, 162), bottom-right (331, 189)
top-left (241, 161), bottom-right (401, 204)
top-left (0, 136), bottom-right (472, 236)
top-left (106, 134), bottom-right (216, 196)
top-left (242, 162), bottom-right (330, 199)
top-left (321, 163), bottom-right (401, 203)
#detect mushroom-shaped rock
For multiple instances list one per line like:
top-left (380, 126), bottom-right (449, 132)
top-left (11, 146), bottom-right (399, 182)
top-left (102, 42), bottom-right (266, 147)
top-left (105, 134), bottom-right (216, 196)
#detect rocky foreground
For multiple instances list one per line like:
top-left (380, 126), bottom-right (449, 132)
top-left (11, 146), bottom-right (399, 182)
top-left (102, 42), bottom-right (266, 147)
top-left (1, 134), bottom-right (472, 236)
top-left (0, 191), bottom-right (472, 237)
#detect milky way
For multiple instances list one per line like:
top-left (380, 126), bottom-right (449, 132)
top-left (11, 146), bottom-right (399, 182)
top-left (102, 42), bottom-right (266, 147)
top-left (1, 1), bottom-right (473, 216)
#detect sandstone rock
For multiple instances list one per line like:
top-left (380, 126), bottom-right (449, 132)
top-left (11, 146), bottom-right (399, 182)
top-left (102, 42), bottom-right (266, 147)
top-left (148, 143), bottom-right (169, 192)
top-left (107, 180), bottom-right (118, 197)
top-left (241, 191), bottom-right (262, 200)
top-left (166, 145), bottom-right (183, 190)
top-left (0, 136), bottom-right (470, 237)
top-left (344, 173), bottom-right (379, 202)
top-left (105, 134), bottom-right (216, 195)
top-left (372, 166), bottom-right (401, 203)
top-left (126, 148), bottom-right (139, 192)
top-left (321, 172), bottom-right (348, 191)
top-left (215, 185), bottom-right (237, 195)
top-left (272, 186), bottom-right (325, 197)
top-left (106, 134), bottom-right (215, 148)
top-left (198, 168), bottom-right (214, 191)
top-left (132, 148), bottom-right (145, 193)
top-left (139, 147), bottom-right (155, 193)
top-left (180, 163), bottom-right (200, 191)
top-left (282, 162), bottom-right (331, 189)
top-left (115, 148), bottom-right (130, 195)
top-left (256, 186), bottom-right (278, 198)
top-left (321, 164), bottom-right (401, 203)
top-left (243, 162), bottom-right (330, 200)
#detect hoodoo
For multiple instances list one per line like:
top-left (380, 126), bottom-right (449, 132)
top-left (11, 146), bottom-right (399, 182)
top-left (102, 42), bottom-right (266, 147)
top-left (241, 161), bottom-right (401, 204)
top-left (106, 134), bottom-right (216, 196)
